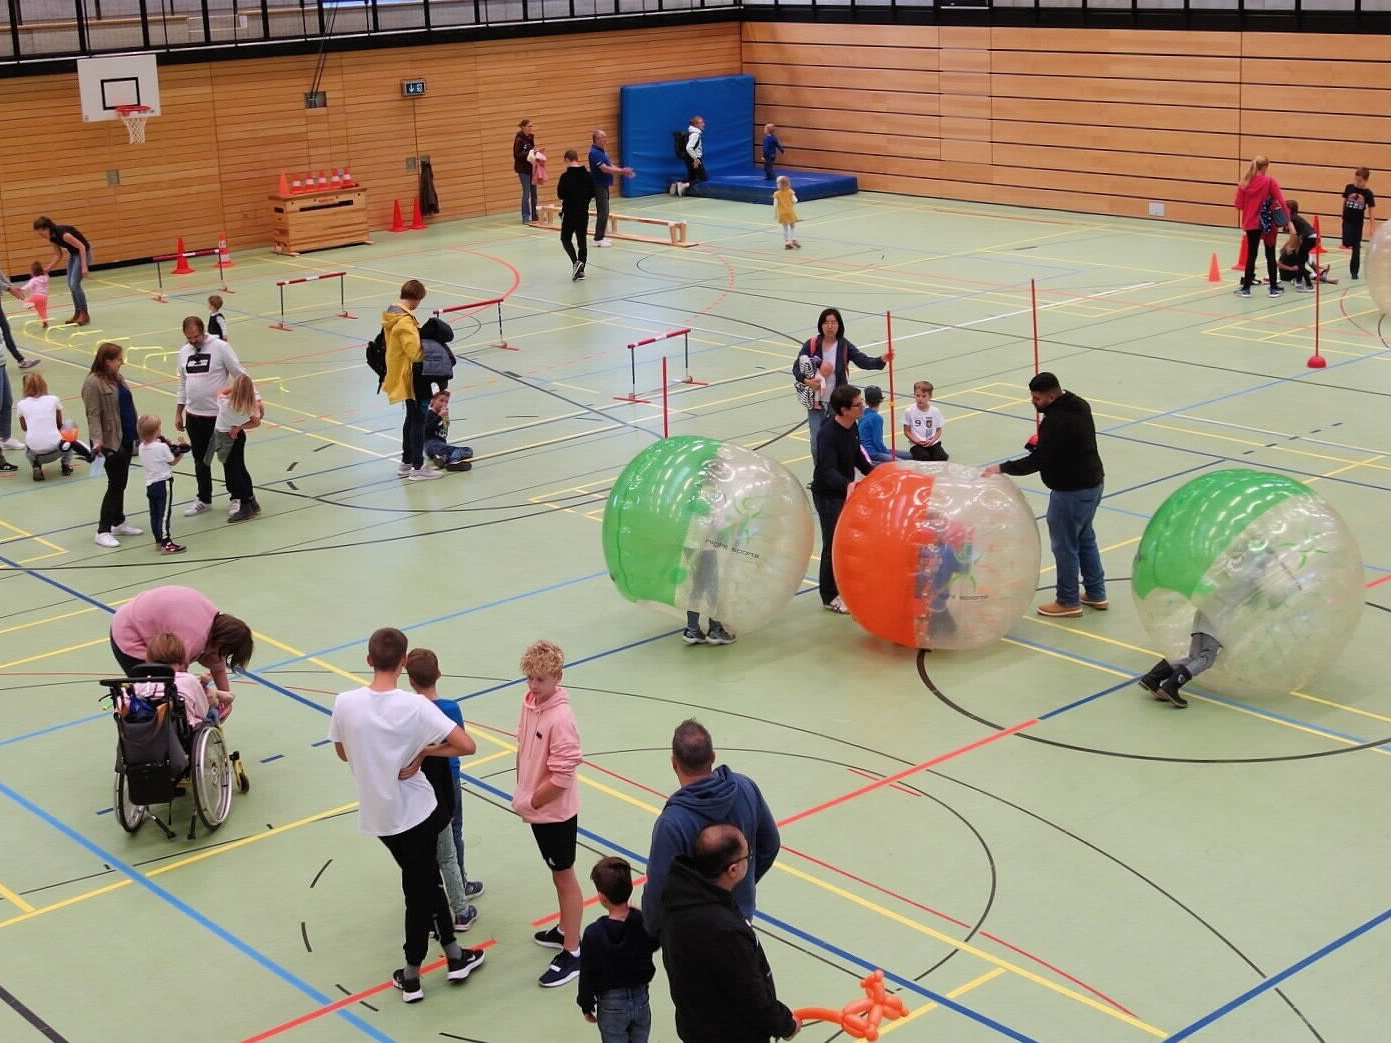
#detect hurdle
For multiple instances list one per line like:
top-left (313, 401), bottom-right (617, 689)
top-left (269, 271), bottom-right (356, 332)
top-left (615, 327), bottom-right (701, 404)
top-left (435, 296), bottom-right (513, 350)
top-left (151, 244), bottom-right (231, 303)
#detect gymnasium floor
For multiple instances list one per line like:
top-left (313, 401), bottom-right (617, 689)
top-left (1, 189), bottom-right (1388, 1043)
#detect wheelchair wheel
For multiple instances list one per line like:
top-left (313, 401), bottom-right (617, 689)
top-left (191, 727), bottom-right (232, 831)
top-left (113, 770), bottom-right (146, 834)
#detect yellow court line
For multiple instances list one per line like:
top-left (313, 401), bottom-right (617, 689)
top-left (0, 605), bottom-right (108, 637)
top-left (1306, 454), bottom-right (1390, 482)
top-left (880, 967), bottom-right (1007, 1035)
top-left (0, 879), bottom-right (35, 913)
top-left (1036, 536), bottom-right (1141, 577)
top-left (773, 861), bottom-right (1166, 1037)
top-left (1, 638), bottom-right (109, 671)
top-left (1001, 636), bottom-right (1134, 678)
top-left (0, 519), bottom-right (67, 556)
top-left (250, 632), bottom-right (364, 687)
top-left (1286, 689), bottom-right (1391, 728)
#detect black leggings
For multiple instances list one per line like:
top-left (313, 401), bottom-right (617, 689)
top-left (561, 213), bottom-right (588, 265)
top-left (813, 492), bottom-right (845, 605)
top-left (1242, 229), bottom-right (1278, 290)
top-left (185, 413), bottom-right (216, 505)
top-left (97, 443), bottom-right (133, 533)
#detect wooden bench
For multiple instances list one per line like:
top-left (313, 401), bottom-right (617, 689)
top-left (534, 204), bottom-right (697, 248)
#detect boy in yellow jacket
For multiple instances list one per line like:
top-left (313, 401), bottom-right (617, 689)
top-left (383, 279), bottom-right (441, 481)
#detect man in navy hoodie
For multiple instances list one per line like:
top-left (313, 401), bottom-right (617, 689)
top-left (642, 719), bottom-right (780, 937)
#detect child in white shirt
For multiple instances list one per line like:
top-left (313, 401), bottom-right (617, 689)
top-left (903, 380), bottom-right (948, 461)
top-left (137, 414), bottom-right (191, 554)
top-left (212, 374), bottom-right (264, 522)
top-left (17, 371), bottom-right (85, 479)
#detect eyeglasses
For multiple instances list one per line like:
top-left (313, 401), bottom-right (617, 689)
top-left (726, 853), bottom-right (753, 871)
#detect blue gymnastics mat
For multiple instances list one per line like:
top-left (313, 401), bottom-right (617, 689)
top-left (686, 171), bottom-right (859, 204)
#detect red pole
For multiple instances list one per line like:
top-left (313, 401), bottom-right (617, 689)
top-left (1308, 273), bottom-right (1326, 369)
top-left (662, 356), bottom-right (670, 437)
top-left (886, 311), bottom-right (897, 456)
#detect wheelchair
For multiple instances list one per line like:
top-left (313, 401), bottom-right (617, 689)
top-left (101, 665), bottom-right (249, 841)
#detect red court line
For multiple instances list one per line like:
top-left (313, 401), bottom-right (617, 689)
top-left (240, 938), bottom-right (496, 1042)
top-left (782, 844), bottom-right (1137, 1017)
top-left (846, 766), bottom-right (922, 797)
top-left (778, 720), bottom-right (1041, 829)
top-left (1368, 573), bottom-right (1391, 589)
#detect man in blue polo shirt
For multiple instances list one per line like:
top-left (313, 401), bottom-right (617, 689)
top-left (588, 129), bottom-right (635, 249)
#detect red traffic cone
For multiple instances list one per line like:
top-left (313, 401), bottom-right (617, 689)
top-left (277, 172), bottom-right (290, 196)
top-left (171, 237), bottom-right (195, 275)
top-left (1312, 214), bottom-right (1327, 255)
top-left (342, 167), bottom-right (355, 187)
top-left (217, 233), bottom-right (235, 269)
top-left (410, 197), bottom-right (426, 230)
top-left (389, 199), bottom-right (406, 233)
top-left (290, 174), bottom-right (303, 193)
top-left (1231, 234), bottom-right (1249, 271)
top-left (318, 169), bottom-right (329, 188)
top-left (1207, 253), bottom-right (1222, 283)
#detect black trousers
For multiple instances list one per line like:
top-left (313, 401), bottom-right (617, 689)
top-left (561, 213), bottom-right (588, 265)
top-left (147, 477), bottom-right (174, 543)
top-left (401, 399), bottom-right (425, 469)
top-left (98, 442), bottom-right (133, 533)
top-left (1343, 222), bottom-right (1364, 278)
top-left (1241, 229), bottom-right (1278, 290)
top-left (378, 807), bottom-right (455, 967)
top-left (592, 184), bottom-right (611, 242)
top-left (812, 492), bottom-right (845, 604)
top-left (222, 431), bottom-right (254, 503)
top-left (185, 413), bottom-right (216, 505)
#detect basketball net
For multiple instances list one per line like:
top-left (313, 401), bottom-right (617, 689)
top-left (116, 105), bottom-right (152, 144)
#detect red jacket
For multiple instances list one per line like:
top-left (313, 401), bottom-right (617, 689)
top-left (1234, 174), bottom-right (1289, 232)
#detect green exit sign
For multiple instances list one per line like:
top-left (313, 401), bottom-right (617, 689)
top-left (402, 79), bottom-right (427, 98)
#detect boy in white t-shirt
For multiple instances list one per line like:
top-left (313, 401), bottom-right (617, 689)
top-left (136, 414), bottom-right (192, 555)
top-left (904, 380), bottom-right (949, 462)
top-left (328, 627), bottom-right (486, 1004)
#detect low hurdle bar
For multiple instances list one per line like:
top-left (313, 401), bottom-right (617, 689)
top-left (435, 296), bottom-right (513, 350)
top-left (269, 271), bottom-right (356, 332)
top-left (151, 245), bottom-right (231, 303)
top-left (614, 327), bottom-right (702, 404)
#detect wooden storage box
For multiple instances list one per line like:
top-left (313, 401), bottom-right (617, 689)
top-left (270, 187), bottom-right (371, 254)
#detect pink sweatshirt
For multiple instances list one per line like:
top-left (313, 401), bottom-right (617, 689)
top-left (111, 585), bottom-right (219, 666)
top-left (512, 686), bottom-right (582, 824)
top-left (1234, 173), bottom-right (1289, 233)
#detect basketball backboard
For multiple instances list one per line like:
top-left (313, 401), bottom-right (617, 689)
top-left (77, 54), bottom-right (161, 122)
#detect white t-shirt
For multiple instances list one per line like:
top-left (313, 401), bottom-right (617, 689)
top-left (17, 395), bottom-right (62, 453)
top-left (215, 391), bottom-right (261, 434)
top-left (328, 686), bottom-right (455, 836)
top-left (905, 404), bottom-right (945, 446)
top-left (138, 439), bottom-right (176, 485)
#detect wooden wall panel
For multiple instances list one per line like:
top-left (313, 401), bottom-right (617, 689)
top-left (0, 23), bottom-right (741, 273)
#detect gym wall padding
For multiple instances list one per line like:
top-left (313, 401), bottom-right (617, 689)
top-left (619, 74), bottom-right (755, 197)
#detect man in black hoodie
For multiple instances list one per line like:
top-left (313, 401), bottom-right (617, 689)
top-left (985, 371), bottom-right (1107, 619)
top-left (661, 824), bottom-right (800, 1043)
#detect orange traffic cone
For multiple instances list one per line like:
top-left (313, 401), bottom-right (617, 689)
top-left (290, 174), bottom-right (303, 193)
top-left (389, 199), bottom-right (406, 233)
top-left (318, 169), bottom-right (329, 188)
top-left (172, 237), bottom-right (195, 276)
top-left (278, 172), bottom-right (290, 196)
top-left (1207, 253), bottom-right (1222, 283)
top-left (410, 197), bottom-right (426, 230)
top-left (1231, 234), bottom-right (1249, 271)
top-left (1312, 214), bottom-right (1327, 255)
top-left (217, 233), bottom-right (235, 269)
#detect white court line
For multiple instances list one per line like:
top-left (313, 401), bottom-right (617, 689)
top-left (1170, 413), bottom-right (1391, 458)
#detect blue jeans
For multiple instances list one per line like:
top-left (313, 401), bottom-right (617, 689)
top-left (869, 449), bottom-right (912, 464)
top-left (518, 172), bottom-right (537, 223)
top-left (807, 406), bottom-right (825, 463)
top-left (68, 244), bottom-right (92, 313)
top-left (596, 985), bottom-right (651, 1043)
top-left (0, 365), bottom-right (12, 439)
top-left (1046, 484), bottom-right (1106, 607)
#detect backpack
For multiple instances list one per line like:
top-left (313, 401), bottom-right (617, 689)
top-left (673, 129), bottom-right (689, 160)
top-left (418, 338), bottom-right (456, 379)
top-left (365, 329), bottom-right (387, 393)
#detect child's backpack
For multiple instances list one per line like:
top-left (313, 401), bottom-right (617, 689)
top-left (365, 328), bottom-right (387, 393)
top-left (673, 129), bottom-right (690, 160)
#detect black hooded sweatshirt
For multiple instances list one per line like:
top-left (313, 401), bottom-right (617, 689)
top-left (998, 389), bottom-right (1104, 491)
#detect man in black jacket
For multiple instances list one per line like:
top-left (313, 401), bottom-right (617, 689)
top-left (661, 824), bottom-right (800, 1043)
top-left (985, 371), bottom-right (1107, 618)
top-left (556, 149), bottom-right (594, 281)
top-left (811, 384), bottom-right (875, 614)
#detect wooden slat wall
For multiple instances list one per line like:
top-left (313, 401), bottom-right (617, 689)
top-left (0, 23), bottom-right (741, 271)
top-left (746, 23), bottom-right (1391, 230)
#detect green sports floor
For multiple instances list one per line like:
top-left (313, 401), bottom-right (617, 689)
top-left (1, 188), bottom-right (1388, 1042)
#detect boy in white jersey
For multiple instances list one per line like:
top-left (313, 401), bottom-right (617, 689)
top-left (904, 380), bottom-right (948, 462)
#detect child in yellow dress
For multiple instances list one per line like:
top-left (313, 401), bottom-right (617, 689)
top-left (774, 175), bottom-right (800, 250)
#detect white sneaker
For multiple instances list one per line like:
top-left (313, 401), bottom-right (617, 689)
top-left (407, 467), bottom-right (444, 481)
top-left (112, 522), bottom-right (143, 536)
top-left (397, 462), bottom-right (413, 477)
top-left (667, 183), bottom-right (677, 196)
top-left (0, 437), bottom-right (22, 450)
top-left (825, 596), bottom-right (850, 614)
top-left (227, 499), bottom-right (240, 516)
top-left (593, 238), bottom-right (612, 248)
top-left (184, 500), bottom-right (211, 517)
top-left (94, 532), bottom-right (120, 548)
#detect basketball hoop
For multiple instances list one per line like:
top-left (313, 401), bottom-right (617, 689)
top-left (115, 105), bottom-right (152, 144)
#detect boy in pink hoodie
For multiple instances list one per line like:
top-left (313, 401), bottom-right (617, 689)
top-left (513, 639), bottom-right (585, 988)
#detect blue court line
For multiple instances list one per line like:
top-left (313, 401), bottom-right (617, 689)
top-left (0, 777), bottom-right (395, 1043)
top-left (1196, 692), bottom-right (1384, 747)
top-left (1039, 678), bottom-right (1139, 719)
top-left (0, 713), bottom-right (109, 750)
top-left (1164, 903), bottom-right (1391, 1041)
top-left (459, 776), bottom-right (1039, 1041)
top-left (450, 628), bottom-right (683, 704)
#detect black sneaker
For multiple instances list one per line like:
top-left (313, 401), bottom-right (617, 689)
top-left (445, 459), bottom-right (473, 472)
top-left (1137, 659), bottom-right (1173, 696)
top-left (682, 625), bottom-right (707, 645)
top-left (392, 969), bottom-right (424, 1003)
top-left (538, 950), bottom-right (581, 988)
top-left (454, 904), bottom-right (479, 932)
top-left (575, 261), bottom-right (586, 281)
top-left (463, 880), bottom-right (485, 901)
top-left (1269, 286), bottom-right (1284, 297)
top-left (447, 948), bottom-right (485, 983)
top-left (706, 622), bottom-right (737, 645)
top-left (1233, 286), bottom-right (1252, 298)
top-left (0, 459), bottom-right (16, 473)
top-left (533, 925), bottom-right (565, 949)
top-left (1159, 669), bottom-right (1190, 709)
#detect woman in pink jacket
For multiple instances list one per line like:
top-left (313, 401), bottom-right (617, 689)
top-left (1234, 155), bottom-right (1290, 299)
